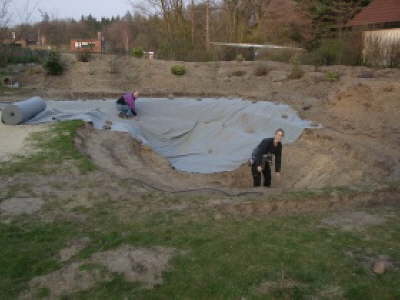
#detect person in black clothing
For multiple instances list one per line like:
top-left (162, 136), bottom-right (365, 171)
top-left (250, 128), bottom-right (284, 187)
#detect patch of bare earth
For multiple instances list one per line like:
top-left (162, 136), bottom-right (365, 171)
top-left (320, 211), bottom-right (388, 231)
top-left (59, 238), bottom-right (91, 262)
top-left (0, 111), bottom-right (48, 161)
top-left (21, 245), bottom-right (178, 299)
top-left (255, 279), bottom-right (306, 295)
top-left (0, 197), bottom-right (44, 217)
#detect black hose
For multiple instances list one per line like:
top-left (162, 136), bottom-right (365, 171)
top-left (119, 176), bottom-right (264, 197)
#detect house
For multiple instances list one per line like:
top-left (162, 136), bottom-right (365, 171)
top-left (347, 0), bottom-right (400, 66)
top-left (70, 32), bottom-right (103, 53)
top-left (2, 31), bottom-right (38, 48)
top-left (348, 0), bottom-right (400, 29)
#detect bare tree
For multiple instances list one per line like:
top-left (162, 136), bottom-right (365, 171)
top-left (191, 0), bottom-right (195, 45)
top-left (130, 0), bottom-right (192, 59)
top-left (205, 0), bottom-right (209, 49)
top-left (0, 0), bottom-right (12, 28)
top-left (0, 0), bottom-right (12, 42)
top-left (15, 0), bottom-right (40, 25)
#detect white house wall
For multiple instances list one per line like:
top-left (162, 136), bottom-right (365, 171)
top-left (363, 29), bottom-right (400, 66)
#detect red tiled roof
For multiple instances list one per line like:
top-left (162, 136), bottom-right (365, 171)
top-left (348, 0), bottom-right (400, 26)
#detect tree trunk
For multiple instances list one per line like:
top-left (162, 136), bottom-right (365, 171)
top-left (205, 0), bottom-right (210, 50)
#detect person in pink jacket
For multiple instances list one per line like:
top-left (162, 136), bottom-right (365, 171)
top-left (116, 91), bottom-right (139, 118)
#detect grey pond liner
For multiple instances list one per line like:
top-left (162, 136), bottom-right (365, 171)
top-left (1, 97), bottom-right (46, 125)
top-left (2, 97), bottom-right (318, 173)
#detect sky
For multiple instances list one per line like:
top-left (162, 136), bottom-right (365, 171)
top-left (10, 0), bottom-right (134, 25)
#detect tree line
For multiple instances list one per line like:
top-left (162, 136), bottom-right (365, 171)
top-left (1, 0), bottom-right (372, 61)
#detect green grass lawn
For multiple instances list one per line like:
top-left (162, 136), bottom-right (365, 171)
top-left (1, 206), bottom-right (399, 299)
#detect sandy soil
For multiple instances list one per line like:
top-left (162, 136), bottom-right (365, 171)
top-left (0, 111), bottom-right (48, 161)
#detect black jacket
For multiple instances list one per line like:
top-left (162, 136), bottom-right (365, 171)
top-left (252, 138), bottom-right (282, 172)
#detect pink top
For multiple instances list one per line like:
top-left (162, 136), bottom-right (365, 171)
top-left (122, 93), bottom-right (136, 111)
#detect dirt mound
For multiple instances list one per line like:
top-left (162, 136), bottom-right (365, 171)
top-left (22, 245), bottom-right (178, 298)
top-left (284, 128), bottom-right (398, 188)
top-left (327, 82), bottom-right (400, 137)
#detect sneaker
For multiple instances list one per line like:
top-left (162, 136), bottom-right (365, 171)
top-left (118, 112), bottom-right (127, 119)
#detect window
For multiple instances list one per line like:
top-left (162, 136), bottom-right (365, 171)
top-left (74, 41), bottom-right (96, 49)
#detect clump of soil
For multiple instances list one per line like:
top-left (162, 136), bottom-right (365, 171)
top-left (345, 249), bottom-right (400, 275)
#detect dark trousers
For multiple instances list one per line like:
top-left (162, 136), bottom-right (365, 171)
top-left (251, 163), bottom-right (271, 187)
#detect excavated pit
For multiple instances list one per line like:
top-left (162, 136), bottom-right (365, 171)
top-left (75, 123), bottom-right (398, 192)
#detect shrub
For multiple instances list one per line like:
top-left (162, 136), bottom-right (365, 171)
top-left (0, 46), bottom-right (49, 66)
top-left (288, 55), bottom-right (304, 80)
top-left (171, 65), bottom-right (186, 76)
top-left (325, 71), bottom-right (340, 82)
top-left (132, 47), bottom-right (144, 58)
top-left (301, 35), bottom-right (363, 66)
top-left (109, 56), bottom-right (120, 74)
top-left (235, 54), bottom-right (244, 62)
top-left (76, 51), bottom-right (91, 62)
top-left (254, 65), bottom-right (269, 76)
top-left (231, 70), bottom-right (246, 77)
top-left (43, 51), bottom-right (64, 75)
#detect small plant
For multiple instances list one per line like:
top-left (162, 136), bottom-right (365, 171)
top-left (231, 70), bottom-right (246, 77)
top-left (171, 65), bottom-right (186, 76)
top-left (76, 51), bottom-right (91, 62)
top-left (288, 55), bottom-right (304, 80)
top-left (254, 65), bottom-right (269, 76)
top-left (43, 51), bottom-right (64, 75)
top-left (109, 56), bottom-right (119, 74)
top-left (235, 54), bottom-right (244, 62)
top-left (383, 85), bottom-right (394, 93)
top-left (132, 47), bottom-right (144, 58)
top-left (325, 71), bottom-right (340, 82)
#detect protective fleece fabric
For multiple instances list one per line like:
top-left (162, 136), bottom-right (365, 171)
top-left (22, 97), bottom-right (318, 173)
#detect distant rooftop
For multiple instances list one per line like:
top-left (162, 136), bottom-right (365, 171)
top-left (348, 0), bottom-right (400, 26)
